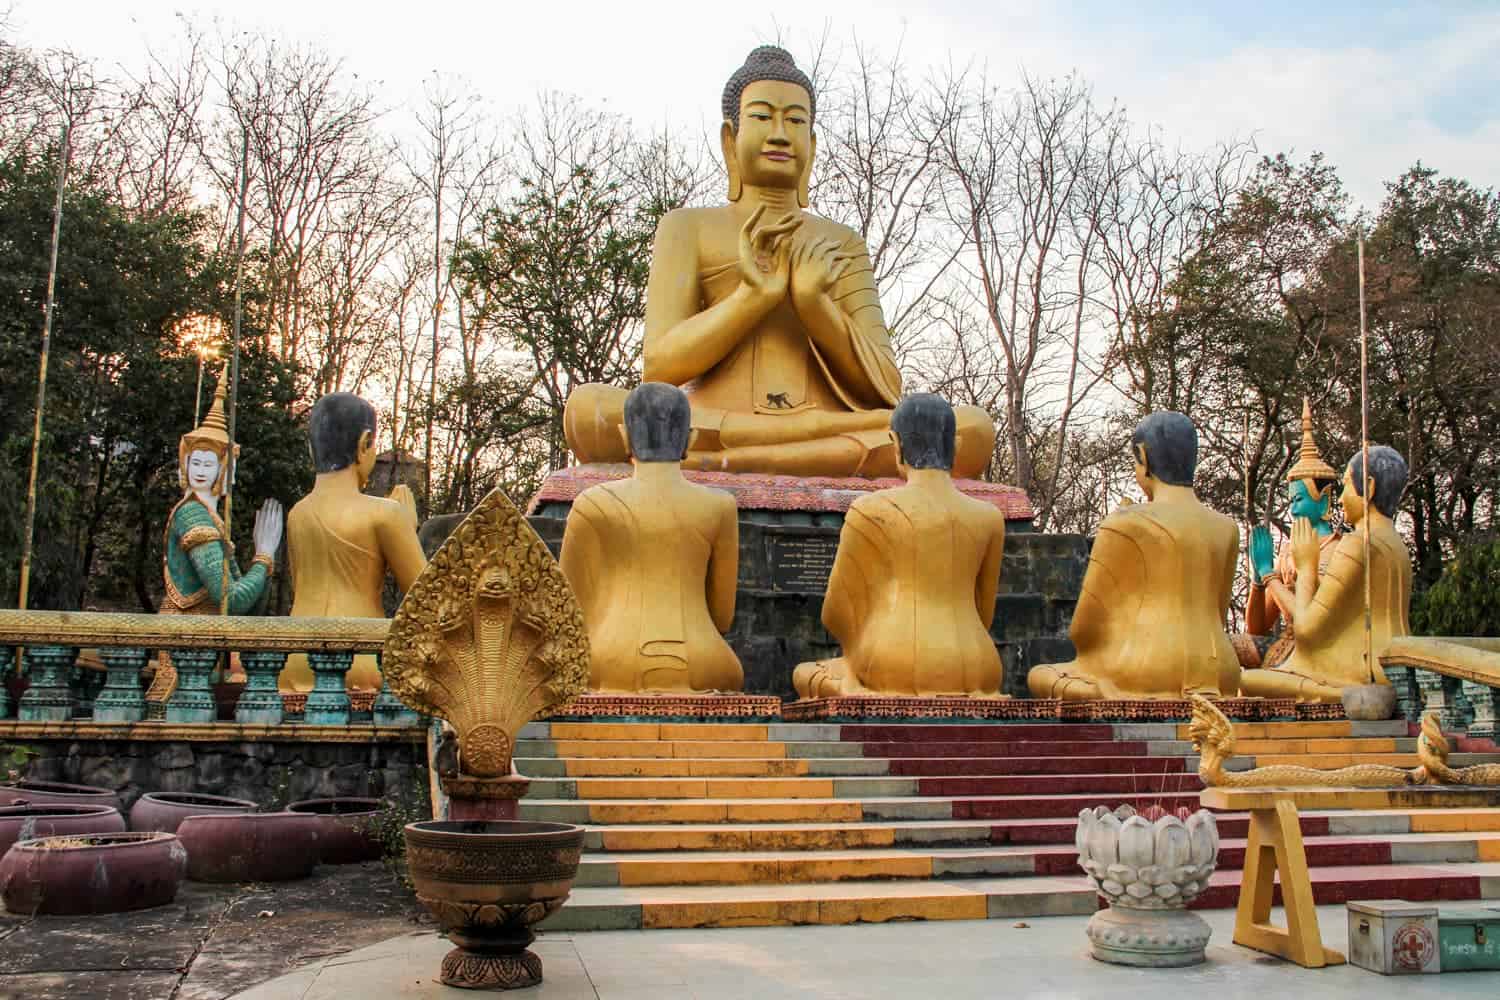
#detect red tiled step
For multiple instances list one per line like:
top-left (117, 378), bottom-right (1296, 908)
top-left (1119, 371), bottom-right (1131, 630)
top-left (860, 740), bottom-right (1150, 758)
top-left (840, 724), bottom-right (1117, 742)
top-left (954, 791), bottom-right (1204, 820)
top-left (1188, 864), bottom-right (1482, 910)
top-left (917, 774), bottom-right (1204, 797)
top-left (887, 756), bottom-right (1188, 777)
top-left (1032, 836), bottom-right (1393, 876)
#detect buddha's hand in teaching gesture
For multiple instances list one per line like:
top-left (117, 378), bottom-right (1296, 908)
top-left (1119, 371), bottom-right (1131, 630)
top-left (253, 499), bottom-right (284, 561)
top-left (1291, 516), bottom-right (1320, 580)
top-left (737, 204), bottom-right (802, 304)
top-left (791, 236), bottom-right (856, 315)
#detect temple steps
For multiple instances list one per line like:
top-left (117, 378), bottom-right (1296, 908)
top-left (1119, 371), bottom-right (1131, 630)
top-left (515, 718), bottom-right (1500, 930)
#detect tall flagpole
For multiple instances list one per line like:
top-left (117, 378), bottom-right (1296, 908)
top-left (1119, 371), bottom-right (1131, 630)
top-left (220, 127), bottom-right (250, 615)
top-left (1358, 233), bottom-right (1374, 682)
top-left (17, 123), bottom-right (71, 618)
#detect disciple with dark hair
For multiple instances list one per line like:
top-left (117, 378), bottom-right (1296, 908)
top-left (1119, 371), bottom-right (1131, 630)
top-left (281, 392), bottom-right (427, 692)
top-left (1027, 412), bottom-right (1242, 701)
top-left (792, 394), bottom-right (1007, 698)
top-left (560, 383), bottom-right (744, 692)
top-left (1240, 445), bottom-right (1412, 702)
top-left (561, 46), bottom-right (995, 478)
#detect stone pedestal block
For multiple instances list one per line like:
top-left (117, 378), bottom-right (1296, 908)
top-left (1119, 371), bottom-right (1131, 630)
top-left (164, 649), bottom-right (218, 724)
top-left (1460, 680), bottom-right (1498, 739)
top-left (235, 651), bottom-right (287, 725)
top-left (305, 651), bottom-right (353, 725)
top-left (1086, 905), bottom-right (1213, 967)
top-left (19, 646), bottom-right (76, 722)
top-left (93, 647), bottom-right (148, 723)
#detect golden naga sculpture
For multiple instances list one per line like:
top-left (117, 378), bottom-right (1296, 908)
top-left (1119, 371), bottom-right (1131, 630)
top-left (560, 383), bottom-right (743, 693)
top-left (282, 393), bottom-right (427, 692)
top-left (382, 487), bottom-right (590, 781)
top-left (1240, 446), bottom-right (1412, 702)
top-left (1188, 696), bottom-right (1417, 788)
top-left (562, 46), bottom-right (995, 479)
top-left (1028, 412), bottom-right (1241, 701)
top-left (1234, 399), bottom-right (1343, 671)
top-left (793, 394), bottom-right (1007, 698)
top-left (1416, 712), bottom-right (1500, 786)
top-left (148, 374), bottom-right (283, 702)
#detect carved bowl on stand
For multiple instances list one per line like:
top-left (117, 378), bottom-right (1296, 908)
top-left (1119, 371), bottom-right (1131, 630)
top-left (403, 820), bottom-right (585, 991)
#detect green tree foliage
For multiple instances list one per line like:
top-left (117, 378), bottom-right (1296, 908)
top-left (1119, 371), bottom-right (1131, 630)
top-left (1414, 537), bottom-right (1500, 637)
top-left (0, 152), bottom-right (309, 612)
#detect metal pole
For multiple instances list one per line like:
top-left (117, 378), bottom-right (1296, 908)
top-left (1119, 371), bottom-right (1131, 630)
top-left (17, 123), bottom-right (71, 614)
top-left (220, 129), bottom-right (250, 615)
top-left (1358, 233), bottom-right (1374, 682)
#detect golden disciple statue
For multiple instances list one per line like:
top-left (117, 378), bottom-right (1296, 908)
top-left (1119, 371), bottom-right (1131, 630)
top-left (148, 375), bottom-right (284, 701)
top-left (562, 46), bottom-right (995, 479)
top-left (1232, 399), bottom-right (1343, 670)
top-left (281, 393), bottom-right (427, 692)
top-left (1240, 446), bottom-right (1412, 702)
top-left (560, 383), bottom-right (743, 693)
top-left (1028, 412), bottom-right (1241, 701)
top-left (793, 394), bottom-right (1007, 698)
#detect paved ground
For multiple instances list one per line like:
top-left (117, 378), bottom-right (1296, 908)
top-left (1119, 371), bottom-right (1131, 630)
top-left (231, 905), bottom-right (1500, 999)
top-left (0, 864), bottom-right (425, 1000)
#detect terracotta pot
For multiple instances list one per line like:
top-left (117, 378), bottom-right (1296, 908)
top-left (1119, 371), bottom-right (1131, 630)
top-left (403, 820), bottom-right (584, 990)
top-left (176, 811), bottom-right (323, 882)
top-left (286, 797), bottom-right (386, 864)
top-left (129, 791), bottom-right (258, 834)
top-left (0, 803), bottom-right (126, 856)
top-left (0, 780), bottom-right (120, 812)
top-left (0, 831), bottom-right (186, 915)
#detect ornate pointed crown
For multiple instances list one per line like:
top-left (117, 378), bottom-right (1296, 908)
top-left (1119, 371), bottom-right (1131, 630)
top-left (178, 371), bottom-right (238, 490)
top-left (1286, 397), bottom-right (1337, 485)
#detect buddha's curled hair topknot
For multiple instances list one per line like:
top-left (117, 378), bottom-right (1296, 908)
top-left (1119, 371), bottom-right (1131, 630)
top-left (722, 45), bottom-right (815, 130)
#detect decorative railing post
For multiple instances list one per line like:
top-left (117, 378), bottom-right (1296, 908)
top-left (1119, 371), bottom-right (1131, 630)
top-left (93, 647), bottom-right (148, 723)
top-left (0, 648), bottom-right (10, 719)
top-left (1452, 679), bottom-right (1476, 731)
top-left (373, 657), bottom-right (419, 727)
top-left (165, 649), bottom-right (220, 724)
top-left (19, 645), bottom-right (76, 721)
top-left (305, 651), bottom-right (353, 725)
top-left (1381, 664), bottom-right (1422, 723)
top-left (236, 651), bottom-right (288, 725)
top-left (1460, 681), bottom-right (1497, 740)
top-left (1415, 669), bottom-right (1466, 731)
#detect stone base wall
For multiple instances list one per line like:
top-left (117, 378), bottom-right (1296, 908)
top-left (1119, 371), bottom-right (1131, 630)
top-left (527, 516), bottom-right (1085, 700)
top-left (21, 737), bottom-right (429, 812)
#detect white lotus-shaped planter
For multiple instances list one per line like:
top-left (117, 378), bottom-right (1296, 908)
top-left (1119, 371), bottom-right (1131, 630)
top-left (1076, 804), bottom-right (1220, 966)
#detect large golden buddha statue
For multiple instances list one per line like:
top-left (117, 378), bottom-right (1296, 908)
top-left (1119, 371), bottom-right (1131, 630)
top-left (563, 46), bottom-right (995, 479)
top-left (792, 394), bottom-right (1007, 698)
top-left (282, 393), bottom-right (427, 692)
top-left (560, 382), bottom-right (743, 692)
top-left (1240, 446), bottom-right (1412, 702)
top-left (1028, 412), bottom-right (1241, 701)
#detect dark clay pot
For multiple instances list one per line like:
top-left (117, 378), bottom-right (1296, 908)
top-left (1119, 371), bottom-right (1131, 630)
top-left (0, 803), bottom-right (126, 856)
top-left (0, 831), bottom-right (186, 915)
top-left (286, 797), bottom-right (386, 864)
top-left (176, 812), bottom-right (323, 882)
top-left (0, 780), bottom-right (120, 812)
top-left (129, 792), bottom-right (258, 834)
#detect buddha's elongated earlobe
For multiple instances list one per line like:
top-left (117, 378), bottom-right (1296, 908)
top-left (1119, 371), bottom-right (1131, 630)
top-left (721, 121), bottom-right (742, 202)
top-left (798, 131), bottom-right (816, 208)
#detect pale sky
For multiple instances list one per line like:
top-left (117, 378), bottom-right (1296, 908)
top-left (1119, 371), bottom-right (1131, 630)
top-left (10, 0), bottom-right (1498, 212)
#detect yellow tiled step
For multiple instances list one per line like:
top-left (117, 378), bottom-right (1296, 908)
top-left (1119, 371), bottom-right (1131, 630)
top-left (1248, 753), bottom-right (1419, 767)
top-left (1175, 721), bottom-right (1362, 740)
top-left (570, 778), bottom-right (836, 800)
top-left (541, 757), bottom-right (811, 778)
top-left (1230, 737), bottom-right (1404, 754)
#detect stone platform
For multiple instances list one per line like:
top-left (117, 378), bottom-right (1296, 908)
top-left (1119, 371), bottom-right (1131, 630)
top-left (529, 464), bottom-right (1036, 528)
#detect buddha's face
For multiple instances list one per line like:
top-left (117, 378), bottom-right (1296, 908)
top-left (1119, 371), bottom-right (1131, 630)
top-left (1288, 478), bottom-right (1333, 524)
top-left (186, 449), bottom-right (222, 495)
top-left (730, 80), bottom-right (813, 190)
top-left (1340, 466), bottom-right (1366, 525)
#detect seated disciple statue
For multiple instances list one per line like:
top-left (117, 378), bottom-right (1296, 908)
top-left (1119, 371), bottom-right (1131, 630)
top-left (560, 382), bottom-right (744, 692)
top-left (562, 46), bottom-right (995, 479)
top-left (792, 394), bottom-right (1007, 698)
top-left (1240, 446), bottom-right (1412, 702)
top-left (1028, 412), bottom-right (1241, 702)
top-left (1232, 399), bottom-right (1344, 670)
top-left (281, 393), bottom-right (427, 692)
top-left (148, 375), bottom-right (283, 702)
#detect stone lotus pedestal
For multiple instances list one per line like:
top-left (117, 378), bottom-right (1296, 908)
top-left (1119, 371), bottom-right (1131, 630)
top-left (404, 820), bottom-right (584, 990)
top-left (1076, 804), bottom-right (1220, 967)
